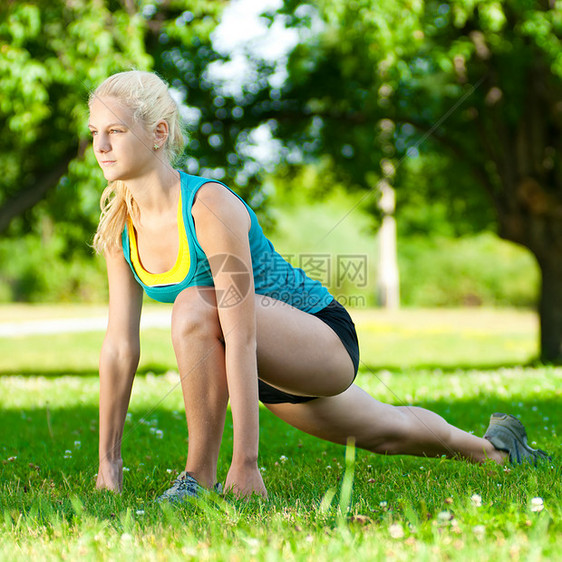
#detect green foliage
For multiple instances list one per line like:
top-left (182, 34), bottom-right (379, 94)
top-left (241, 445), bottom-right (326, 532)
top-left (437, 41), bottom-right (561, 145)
top-left (0, 226), bottom-right (107, 303)
top-left (0, 0), bottom-right (153, 286)
top-left (236, 0), bottom-right (562, 247)
top-left (399, 233), bottom-right (539, 307)
top-left (0, 0), bottom-right (151, 200)
top-left (0, 0), bottom-right (228, 258)
top-left (268, 186), bottom-right (538, 308)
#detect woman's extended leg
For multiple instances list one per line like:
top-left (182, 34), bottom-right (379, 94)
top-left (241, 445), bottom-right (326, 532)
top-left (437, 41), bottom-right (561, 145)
top-left (253, 297), bottom-right (506, 464)
top-left (264, 385), bottom-right (506, 463)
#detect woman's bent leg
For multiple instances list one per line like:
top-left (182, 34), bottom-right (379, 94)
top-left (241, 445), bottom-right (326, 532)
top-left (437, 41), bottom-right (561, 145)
top-left (172, 287), bottom-right (229, 488)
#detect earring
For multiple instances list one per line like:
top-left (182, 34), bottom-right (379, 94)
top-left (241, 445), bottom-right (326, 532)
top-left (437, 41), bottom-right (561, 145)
top-left (153, 144), bottom-right (159, 150)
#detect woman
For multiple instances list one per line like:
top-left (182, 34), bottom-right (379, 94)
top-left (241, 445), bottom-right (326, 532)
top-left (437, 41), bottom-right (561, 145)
top-left (90, 71), bottom-right (548, 501)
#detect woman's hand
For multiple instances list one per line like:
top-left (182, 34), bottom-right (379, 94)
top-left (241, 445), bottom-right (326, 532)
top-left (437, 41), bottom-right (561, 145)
top-left (96, 458), bottom-right (123, 492)
top-left (224, 460), bottom-right (268, 499)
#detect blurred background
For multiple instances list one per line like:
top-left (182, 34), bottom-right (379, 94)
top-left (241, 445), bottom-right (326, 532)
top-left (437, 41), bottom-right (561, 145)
top-left (0, 0), bottom-right (560, 359)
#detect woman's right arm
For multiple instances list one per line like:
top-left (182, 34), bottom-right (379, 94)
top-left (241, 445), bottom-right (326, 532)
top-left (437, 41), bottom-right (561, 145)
top-left (96, 248), bottom-right (143, 492)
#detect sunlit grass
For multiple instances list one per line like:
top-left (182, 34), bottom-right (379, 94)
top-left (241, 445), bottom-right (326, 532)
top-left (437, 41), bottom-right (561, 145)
top-left (0, 307), bottom-right (559, 560)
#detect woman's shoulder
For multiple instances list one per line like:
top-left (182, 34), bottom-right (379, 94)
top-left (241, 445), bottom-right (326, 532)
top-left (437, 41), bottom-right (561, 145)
top-left (193, 181), bottom-right (247, 217)
top-left (179, 171), bottom-right (231, 201)
top-left (179, 170), bottom-right (226, 190)
top-left (179, 170), bottom-right (253, 230)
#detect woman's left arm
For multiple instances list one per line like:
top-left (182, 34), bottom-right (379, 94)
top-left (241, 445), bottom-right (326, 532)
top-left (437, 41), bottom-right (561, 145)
top-left (192, 183), bottom-right (266, 499)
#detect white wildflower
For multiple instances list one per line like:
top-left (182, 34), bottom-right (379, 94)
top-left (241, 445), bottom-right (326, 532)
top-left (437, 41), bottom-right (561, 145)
top-left (437, 511), bottom-right (453, 522)
top-left (471, 494), bottom-right (482, 507)
top-left (389, 523), bottom-right (404, 539)
top-left (155, 430), bottom-right (163, 439)
top-left (473, 525), bottom-right (486, 537)
top-left (280, 455), bottom-right (288, 463)
top-left (530, 497), bottom-right (544, 512)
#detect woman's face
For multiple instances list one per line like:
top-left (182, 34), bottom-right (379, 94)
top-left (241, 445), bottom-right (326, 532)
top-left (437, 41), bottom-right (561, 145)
top-left (88, 96), bottom-right (156, 182)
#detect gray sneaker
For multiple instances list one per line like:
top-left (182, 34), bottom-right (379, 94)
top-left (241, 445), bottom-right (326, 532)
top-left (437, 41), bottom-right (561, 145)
top-left (157, 471), bottom-right (222, 503)
top-left (484, 413), bottom-right (550, 465)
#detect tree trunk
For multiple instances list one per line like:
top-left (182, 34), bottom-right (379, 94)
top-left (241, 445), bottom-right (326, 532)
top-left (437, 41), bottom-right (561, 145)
top-left (537, 255), bottom-right (562, 362)
top-left (377, 181), bottom-right (400, 309)
top-left (498, 200), bottom-right (562, 362)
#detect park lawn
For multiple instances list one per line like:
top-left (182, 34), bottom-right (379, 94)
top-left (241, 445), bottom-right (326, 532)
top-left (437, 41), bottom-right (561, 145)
top-left (0, 307), bottom-right (560, 561)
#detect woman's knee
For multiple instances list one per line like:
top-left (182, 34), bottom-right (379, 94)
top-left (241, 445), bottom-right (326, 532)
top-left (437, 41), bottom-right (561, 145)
top-left (171, 287), bottom-right (222, 346)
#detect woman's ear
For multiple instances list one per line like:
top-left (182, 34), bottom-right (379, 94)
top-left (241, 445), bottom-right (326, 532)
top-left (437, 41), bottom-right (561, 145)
top-left (154, 120), bottom-right (169, 148)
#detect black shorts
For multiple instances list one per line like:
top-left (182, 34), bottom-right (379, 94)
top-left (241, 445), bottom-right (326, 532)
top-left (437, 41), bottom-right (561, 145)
top-left (258, 299), bottom-right (360, 404)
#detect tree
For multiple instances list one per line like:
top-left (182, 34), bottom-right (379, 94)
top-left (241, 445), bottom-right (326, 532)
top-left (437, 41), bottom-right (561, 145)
top-left (0, 0), bottom-right (238, 300)
top-left (0, 0), bottom-right (231, 248)
top-left (210, 0), bottom-right (562, 361)
top-left (0, 0), bottom-right (153, 233)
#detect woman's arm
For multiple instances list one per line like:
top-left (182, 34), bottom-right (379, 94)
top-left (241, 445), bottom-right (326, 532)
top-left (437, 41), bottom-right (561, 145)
top-left (192, 183), bottom-right (266, 498)
top-left (97, 248), bottom-right (144, 492)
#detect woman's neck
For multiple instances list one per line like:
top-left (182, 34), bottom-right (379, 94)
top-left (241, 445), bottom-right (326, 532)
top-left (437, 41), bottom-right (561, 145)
top-left (125, 165), bottom-right (180, 215)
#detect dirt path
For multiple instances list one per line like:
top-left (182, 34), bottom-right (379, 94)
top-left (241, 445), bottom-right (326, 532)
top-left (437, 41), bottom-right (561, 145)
top-left (0, 308), bottom-right (172, 337)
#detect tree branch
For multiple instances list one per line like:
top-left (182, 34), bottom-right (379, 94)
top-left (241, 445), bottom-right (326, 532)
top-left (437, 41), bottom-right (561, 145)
top-left (0, 143), bottom-right (83, 234)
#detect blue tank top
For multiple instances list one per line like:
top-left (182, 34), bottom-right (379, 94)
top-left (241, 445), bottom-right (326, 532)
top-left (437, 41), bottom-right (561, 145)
top-left (122, 171), bottom-right (333, 313)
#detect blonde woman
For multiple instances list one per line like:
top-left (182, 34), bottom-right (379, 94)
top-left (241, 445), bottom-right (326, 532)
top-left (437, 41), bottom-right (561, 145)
top-left (90, 71), bottom-right (548, 501)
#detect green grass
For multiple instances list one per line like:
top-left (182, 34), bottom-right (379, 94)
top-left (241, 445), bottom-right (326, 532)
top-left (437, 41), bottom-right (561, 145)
top-left (0, 307), bottom-right (560, 560)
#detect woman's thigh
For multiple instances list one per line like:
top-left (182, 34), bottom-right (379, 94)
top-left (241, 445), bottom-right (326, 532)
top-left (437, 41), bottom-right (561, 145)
top-left (255, 296), bottom-right (355, 397)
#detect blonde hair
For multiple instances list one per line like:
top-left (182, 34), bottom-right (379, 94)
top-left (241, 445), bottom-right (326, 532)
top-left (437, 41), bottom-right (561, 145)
top-left (90, 71), bottom-right (185, 254)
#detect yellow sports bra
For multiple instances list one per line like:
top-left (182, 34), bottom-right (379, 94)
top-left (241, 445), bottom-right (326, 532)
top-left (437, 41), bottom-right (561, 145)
top-left (126, 191), bottom-right (191, 287)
